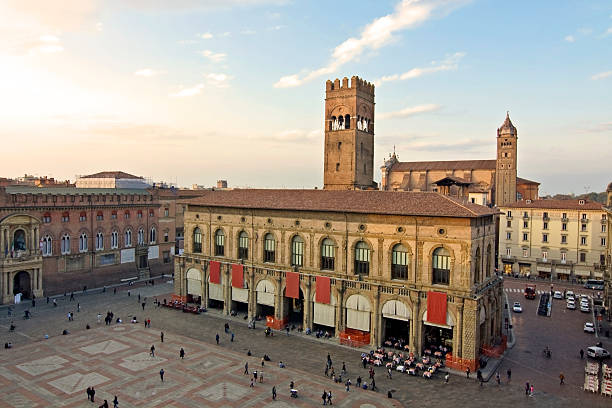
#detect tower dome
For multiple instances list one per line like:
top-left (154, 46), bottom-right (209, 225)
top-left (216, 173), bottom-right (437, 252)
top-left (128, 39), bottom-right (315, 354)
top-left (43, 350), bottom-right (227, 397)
top-left (497, 112), bottom-right (516, 137)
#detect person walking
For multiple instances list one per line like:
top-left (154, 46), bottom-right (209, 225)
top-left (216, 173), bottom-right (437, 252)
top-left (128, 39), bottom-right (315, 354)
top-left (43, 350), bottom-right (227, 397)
top-left (113, 287), bottom-right (117, 295)
top-left (160, 332), bottom-right (164, 342)
top-left (70, 292), bottom-right (74, 301)
top-left (261, 358), bottom-right (265, 367)
top-left (342, 362), bottom-right (346, 375)
top-left (466, 367), bottom-right (470, 378)
top-left (138, 293), bottom-right (141, 302)
top-left (127, 290), bottom-right (130, 297)
top-left (496, 372), bottom-right (501, 385)
top-left (525, 382), bottom-right (530, 396)
top-left (327, 390), bottom-right (332, 405)
top-left (91, 386), bottom-right (96, 402)
top-left (77, 303), bottom-right (80, 312)
top-left (530, 384), bottom-right (534, 396)
top-left (142, 302), bottom-right (146, 311)
top-left (159, 368), bottom-right (164, 382)
top-left (97, 313), bottom-right (102, 324)
top-left (322, 390), bottom-right (327, 405)
top-left (387, 367), bottom-right (392, 380)
top-left (113, 396), bottom-right (118, 408)
top-left (357, 376), bottom-right (361, 388)
top-left (53, 299), bottom-right (57, 307)
top-left (580, 349), bottom-right (584, 359)
top-left (231, 332), bottom-right (235, 342)
top-left (445, 373), bottom-right (449, 383)
top-left (87, 387), bottom-right (92, 401)
top-left (559, 373), bottom-right (565, 385)
top-left (99, 399), bottom-right (108, 408)
top-left (150, 345), bottom-right (155, 357)
top-left (180, 348), bottom-right (185, 359)
top-left (507, 368), bottom-right (512, 382)
top-left (477, 370), bottom-right (483, 387)
top-left (325, 365), bottom-right (329, 377)
top-left (244, 362), bottom-right (249, 375)
top-left (250, 378), bottom-right (254, 388)
top-left (216, 333), bottom-right (219, 345)
top-left (272, 386), bottom-right (277, 400)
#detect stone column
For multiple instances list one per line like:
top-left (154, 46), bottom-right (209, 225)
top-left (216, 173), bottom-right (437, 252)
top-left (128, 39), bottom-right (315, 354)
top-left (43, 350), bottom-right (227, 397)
top-left (201, 266), bottom-right (207, 308)
top-left (371, 287), bottom-right (381, 346)
top-left (274, 276), bottom-right (282, 320)
top-left (223, 265), bottom-right (230, 315)
top-left (8, 272), bottom-right (14, 299)
top-left (455, 302), bottom-right (464, 359)
top-left (247, 268), bottom-right (255, 320)
top-left (38, 267), bottom-right (42, 293)
top-left (336, 284), bottom-right (345, 334)
top-left (0, 228), bottom-right (4, 257)
top-left (303, 277), bottom-right (312, 331)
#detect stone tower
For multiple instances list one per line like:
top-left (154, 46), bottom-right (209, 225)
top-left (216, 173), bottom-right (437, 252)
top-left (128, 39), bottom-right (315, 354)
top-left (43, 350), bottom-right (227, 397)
top-left (495, 112), bottom-right (518, 206)
top-left (323, 76), bottom-right (375, 190)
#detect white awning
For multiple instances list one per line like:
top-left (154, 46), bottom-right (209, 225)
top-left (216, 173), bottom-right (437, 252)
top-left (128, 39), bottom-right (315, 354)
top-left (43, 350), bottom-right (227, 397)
top-left (232, 288), bottom-right (249, 303)
top-left (256, 279), bottom-right (275, 306)
top-left (209, 283), bottom-right (224, 301)
top-left (382, 300), bottom-right (411, 321)
top-left (423, 311), bottom-right (455, 328)
top-left (346, 294), bottom-right (371, 332)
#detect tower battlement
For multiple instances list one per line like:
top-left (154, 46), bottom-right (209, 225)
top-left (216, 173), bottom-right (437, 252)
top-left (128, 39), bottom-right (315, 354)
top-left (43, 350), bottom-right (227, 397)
top-left (326, 76), bottom-right (375, 95)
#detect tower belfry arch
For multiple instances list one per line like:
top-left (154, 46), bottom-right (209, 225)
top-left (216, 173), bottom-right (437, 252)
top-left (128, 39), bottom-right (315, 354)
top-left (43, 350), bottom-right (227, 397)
top-left (323, 76), bottom-right (376, 190)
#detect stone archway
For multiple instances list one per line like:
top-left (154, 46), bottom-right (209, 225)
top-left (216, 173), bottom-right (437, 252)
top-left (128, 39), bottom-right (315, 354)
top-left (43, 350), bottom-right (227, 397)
top-left (13, 271), bottom-right (31, 298)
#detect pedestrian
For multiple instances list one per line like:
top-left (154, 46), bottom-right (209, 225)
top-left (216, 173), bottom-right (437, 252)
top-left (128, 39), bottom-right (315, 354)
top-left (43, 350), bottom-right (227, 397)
top-left (142, 302), bottom-right (145, 311)
top-left (127, 290), bottom-right (130, 297)
top-left (32, 298), bottom-right (35, 307)
top-left (46, 296), bottom-right (49, 304)
top-left (253, 370), bottom-right (258, 381)
top-left (496, 372), bottom-right (501, 385)
top-left (325, 365), bottom-right (329, 377)
top-left (580, 349), bottom-right (584, 359)
top-left (53, 299), bottom-right (57, 307)
top-left (261, 358), bottom-right (265, 367)
top-left (70, 292), bottom-right (74, 301)
top-left (83, 285), bottom-right (87, 294)
top-left (99, 400), bottom-right (108, 408)
top-left (327, 390), bottom-right (332, 405)
top-left (559, 373), bottom-right (564, 385)
top-left (150, 345), bottom-right (155, 357)
top-left (244, 362), bottom-right (249, 375)
top-left (466, 367), bottom-right (470, 378)
top-left (387, 367), bottom-right (392, 379)
top-left (507, 368), bottom-right (512, 382)
top-left (525, 382), bottom-right (530, 396)
top-left (250, 378), bottom-right (254, 388)
top-left (444, 372), bottom-right (450, 383)
top-left (290, 380), bottom-right (294, 390)
top-left (160, 332), bottom-right (164, 343)
top-left (113, 396), bottom-right (118, 408)
top-left (530, 384), bottom-right (534, 396)
top-left (272, 386), bottom-right (276, 400)
top-left (477, 369), bottom-right (483, 386)
top-left (180, 348), bottom-right (185, 359)
top-left (77, 303), bottom-right (80, 312)
top-left (231, 332), bottom-right (235, 342)
top-left (91, 386), bottom-right (96, 402)
top-left (87, 387), bottom-right (92, 401)
top-left (159, 368), bottom-right (164, 382)
top-left (216, 333), bottom-right (219, 344)
top-left (357, 376), bottom-right (362, 387)
top-left (371, 378), bottom-right (376, 391)
top-left (286, 326), bottom-right (290, 336)
top-left (147, 319), bottom-right (151, 328)
top-left (342, 362), bottom-right (346, 375)
top-left (345, 379), bottom-right (350, 392)
top-left (259, 371), bottom-right (263, 383)
top-left (322, 390), bottom-right (327, 405)
top-left (138, 293), bottom-right (141, 302)
top-left (97, 313), bottom-right (102, 324)
top-left (113, 287), bottom-right (117, 295)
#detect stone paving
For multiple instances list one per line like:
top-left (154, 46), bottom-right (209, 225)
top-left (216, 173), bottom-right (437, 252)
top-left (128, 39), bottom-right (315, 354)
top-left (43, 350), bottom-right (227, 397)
top-left (0, 280), bottom-right (606, 407)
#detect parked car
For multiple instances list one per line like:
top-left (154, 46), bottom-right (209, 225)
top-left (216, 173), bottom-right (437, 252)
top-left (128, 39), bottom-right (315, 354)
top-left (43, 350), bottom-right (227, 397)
top-left (553, 291), bottom-right (563, 299)
top-left (512, 302), bottom-right (522, 313)
top-left (584, 322), bottom-right (595, 333)
top-left (581, 304), bottom-right (591, 313)
top-left (586, 346), bottom-right (610, 359)
top-left (566, 290), bottom-right (574, 299)
top-left (566, 301), bottom-right (576, 310)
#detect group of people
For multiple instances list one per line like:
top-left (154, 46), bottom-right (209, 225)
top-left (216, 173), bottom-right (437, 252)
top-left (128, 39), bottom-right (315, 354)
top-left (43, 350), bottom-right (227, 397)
top-left (86, 386), bottom-right (119, 408)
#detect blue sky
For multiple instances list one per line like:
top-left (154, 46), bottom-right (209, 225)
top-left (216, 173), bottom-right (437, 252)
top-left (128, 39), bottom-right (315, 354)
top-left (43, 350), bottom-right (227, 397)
top-left (0, 0), bottom-right (610, 194)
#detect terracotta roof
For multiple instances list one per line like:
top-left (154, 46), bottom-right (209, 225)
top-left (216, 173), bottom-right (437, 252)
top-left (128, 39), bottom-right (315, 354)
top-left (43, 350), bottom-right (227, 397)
top-left (182, 189), bottom-right (498, 218)
top-left (502, 199), bottom-right (604, 211)
top-left (432, 175), bottom-right (472, 186)
top-left (390, 159), bottom-right (496, 172)
top-left (517, 177), bottom-right (540, 185)
top-left (80, 171), bottom-right (142, 179)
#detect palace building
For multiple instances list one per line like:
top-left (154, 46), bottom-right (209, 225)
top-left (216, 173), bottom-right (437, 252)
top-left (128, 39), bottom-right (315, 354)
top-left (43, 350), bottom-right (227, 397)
top-left (173, 76), bottom-right (504, 370)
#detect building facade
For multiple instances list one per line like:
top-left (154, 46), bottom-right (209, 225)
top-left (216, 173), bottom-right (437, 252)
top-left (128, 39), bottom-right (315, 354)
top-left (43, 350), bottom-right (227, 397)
top-left (0, 186), bottom-right (174, 302)
top-left (323, 76), bottom-right (377, 190)
top-left (174, 189), bottom-right (502, 369)
top-left (498, 199), bottom-right (608, 281)
top-left (380, 114), bottom-right (539, 206)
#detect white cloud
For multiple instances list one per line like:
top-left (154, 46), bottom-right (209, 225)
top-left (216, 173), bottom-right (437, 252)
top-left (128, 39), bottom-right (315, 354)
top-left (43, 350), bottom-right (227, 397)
top-left (274, 0), bottom-right (467, 88)
top-left (170, 84), bottom-right (205, 97)
top-left (564, 35), bottom-right (574, 43)
top-left (201, 32), bottom-right (213, 39)
top-left (200, 49), bottom-right (227, 62)
top-left (241, 29), bottom-right (256, 35)
top-left (96, 22), bottom-right (103, 31)
top-left (378, 103), bottom-right (441, 119)
top-left (134, 68), bottom-right (164, 77)
top-left (375, 52), bottom-right (465, 85)
top-left (591, 70), bottom-right (612, 80)
top-left (205, 73), bottom-right (232, 87)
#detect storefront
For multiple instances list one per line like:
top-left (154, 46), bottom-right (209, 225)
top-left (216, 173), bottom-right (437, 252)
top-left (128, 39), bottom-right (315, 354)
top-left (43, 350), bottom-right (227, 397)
top-left (381, 299), bottom-right (410, 346)
top-left (537, 266), bottom-right (551, 279)
top-left (518, 263), bottom-right (531, 277)
top-left (208, 261), bottom-right (224, 309)
top-left (186, 268), bottom-right (202, 304)
top-left (502, 261), bottom-right (513, 275)
top-left (255, 279), bottom-right (275, 319)
top-left (312, 291), bottom-right (336, 335)
top-left (422, 310), bottom-right (455, 353)
top-left (230, 264), bottom-right (248, 314)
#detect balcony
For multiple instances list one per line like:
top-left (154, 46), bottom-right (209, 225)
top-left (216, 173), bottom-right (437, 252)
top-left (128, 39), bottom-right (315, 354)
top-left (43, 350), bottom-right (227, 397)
top-left (601, 218), bottom-right (607, 225)
top-left (506, 216), bottom-right (513, 220)
top-left (522, 215), bottom-right (529, 220)
top-left (561, 217), bottom-right (569, 223)
top-left (2, 251), bottom-right (42, 267)
top-left (537, 258), bottom-right (551, 264)
top-left (542, 216), bottom-right (550, 222)
top-left (581, 218), bottom-right (589, 223)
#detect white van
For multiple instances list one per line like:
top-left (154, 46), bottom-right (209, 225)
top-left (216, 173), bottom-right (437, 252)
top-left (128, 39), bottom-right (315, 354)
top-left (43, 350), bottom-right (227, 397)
top-left (586, 346), bottom-right (610, 359)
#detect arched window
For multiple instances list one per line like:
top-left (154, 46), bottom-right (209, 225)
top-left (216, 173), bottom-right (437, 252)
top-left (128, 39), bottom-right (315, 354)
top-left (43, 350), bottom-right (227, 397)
top-left (111, 230), bottom-right (118, 249)
top-left (214, 229), bottom-right (225, 256)
top-left (291, 235), bottom-right (304, 267)
top-left (263, 233), bottom-right (275, 263)
top-left (42, 235), bottom-right (52, 256)
top-left (330, 116), bottom-right (336, 131)
top-left (432, 247), bottom-right (450, 285)
top-left (238, 231), bottom-right (248, 260)
top-left (124, 229), bottom-right (132, 247)
top-left (344, 114), bottom-right (350, 129)
top-left (79, 233), bottom-right (87, 252)
top-left (96, 232), bottom-right (104, 251)
top-left (338, 115), bottom-right (344, 129)
top-left (321, 238), bottom-right (335, 270)
top-left (354, 241), bottom-right (371, 276)
top-left (486, 244), bottom-right (492, 278)
top-left (137, 228), bottom-right (144, 245)
top-left (61, 234), bottom-right (70, 254)
top-left (149, 226), bottom-right (156, 244)
top-left (13, 229), bottom-right (26, 251)
top-left (193, 227), bottom-right (202, 253)
top-left (474, 247), bottom-right (481, 284)
top-left (391, 244), bottom-right (409, 280)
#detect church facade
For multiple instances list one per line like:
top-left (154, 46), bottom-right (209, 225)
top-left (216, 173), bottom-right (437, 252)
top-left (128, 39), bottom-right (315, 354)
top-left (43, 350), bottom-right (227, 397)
top-left (380, 114), bottom-right (539, 206)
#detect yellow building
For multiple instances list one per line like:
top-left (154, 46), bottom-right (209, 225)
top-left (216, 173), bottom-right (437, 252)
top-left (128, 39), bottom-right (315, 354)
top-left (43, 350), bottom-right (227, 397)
top-left (498, 199), bottom-right (608, 281)
top-left (174, 189), bottom-right (502, 370)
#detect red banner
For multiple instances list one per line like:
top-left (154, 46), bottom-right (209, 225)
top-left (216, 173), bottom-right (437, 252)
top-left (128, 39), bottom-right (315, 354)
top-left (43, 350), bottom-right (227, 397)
top-left (285, 271), bottom-right (300, 299)
top-left (209, 261), bottom-right (220, 284)
top-left (231, 264), bottom-right (244, 288)
top-left (315, 276), bottom-right (331, 304)
top-left (427, 291), bottom-right (447, 326)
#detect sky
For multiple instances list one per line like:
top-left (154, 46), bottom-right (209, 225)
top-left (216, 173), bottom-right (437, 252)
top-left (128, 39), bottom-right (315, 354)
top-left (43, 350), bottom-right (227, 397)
top-left (0, 0), bottom-right (610, 195)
